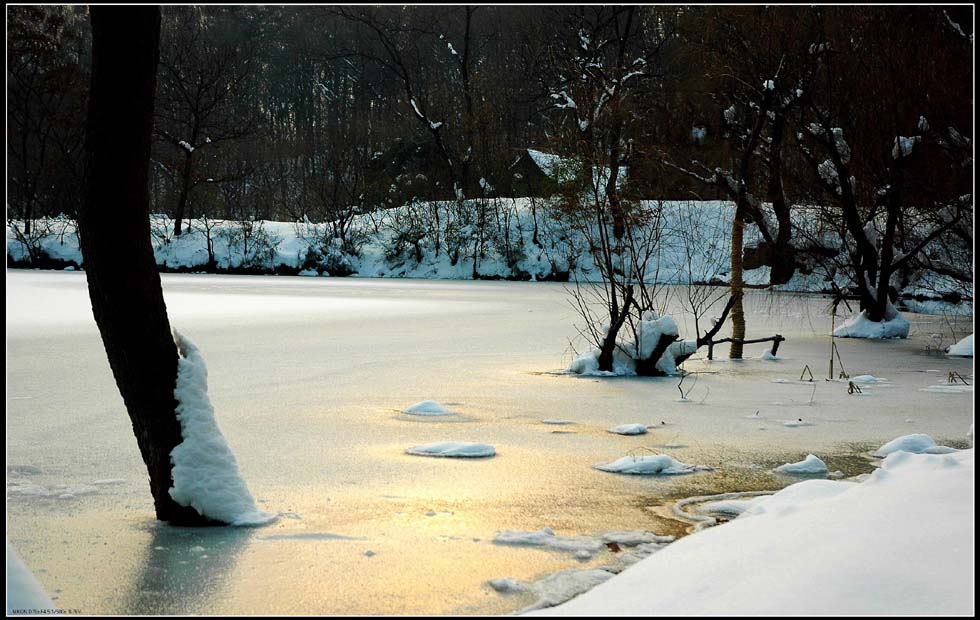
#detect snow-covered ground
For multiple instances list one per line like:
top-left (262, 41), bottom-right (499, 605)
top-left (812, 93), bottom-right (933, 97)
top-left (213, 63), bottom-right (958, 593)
top-left (6, 271), bottom-right (973, 614)
top-left (530, 449), bottom-right (974, 615)
top-left (6, 201), bottom-right (972, 314)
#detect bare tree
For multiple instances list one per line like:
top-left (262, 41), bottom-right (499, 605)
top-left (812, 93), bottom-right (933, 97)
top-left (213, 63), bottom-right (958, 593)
top-left (79, 5), bottom-right (214, 525)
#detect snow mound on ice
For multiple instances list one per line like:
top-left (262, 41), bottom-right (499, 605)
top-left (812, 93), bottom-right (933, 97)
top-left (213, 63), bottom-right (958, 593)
top-left (607, 424), bottom-right (648, 436)
top-left (402, 400), bottom-right (453, 416)
top-left (595, 454), bottom-right (709, 475)
top-left (946, 334), bottom-right (973, 357)
top-left (169, 330), bottom-right (277, 526)
top-left (873, 434), bottom-right (957, 457)
top-left (405, 441), bottom-right (495, 458)
top-left (832, 307), bottom-right (909, 339)
top-left (760, 350), bottom-right (780, 360)
top-left (6, 541), bottom-right (54, 613)
top-left (773, 454), bottom-right (828, 474)
top-left (565, 349), bottom-right (629, 376)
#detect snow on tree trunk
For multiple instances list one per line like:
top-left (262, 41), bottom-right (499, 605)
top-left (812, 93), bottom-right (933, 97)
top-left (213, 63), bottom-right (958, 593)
top-left (169, 330), bottom-right (276, 526)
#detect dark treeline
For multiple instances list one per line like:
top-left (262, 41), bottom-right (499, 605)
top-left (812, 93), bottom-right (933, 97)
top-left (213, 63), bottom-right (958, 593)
top-left (7, 5), bottom-right (974, 314)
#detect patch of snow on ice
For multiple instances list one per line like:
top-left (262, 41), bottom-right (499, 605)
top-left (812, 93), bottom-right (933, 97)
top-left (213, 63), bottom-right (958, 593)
top-left (773, 454), bottom-right (828, 474)
top-left (873, 434), bottom-right (957, 457)
top-left (169, 330), bottom-right (277, 527)
top-left (493, 527), bottom-right (604, 556)
top-left (607, 424), bottom-right (648, 436)
top-left (760, 350), bottom-right (779, 361)
top-left (402, 400), bottom-right (453, 416)
top-left (783, 419), bottom-right (815, 427)
top-left (595, 454), bottom-right (710, 475)
top-left (406, 442), bottom-right (495, 458)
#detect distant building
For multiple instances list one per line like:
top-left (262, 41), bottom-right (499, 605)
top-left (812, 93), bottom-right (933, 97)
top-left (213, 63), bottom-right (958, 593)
top-left (508, 148), bottom-right (627, 198)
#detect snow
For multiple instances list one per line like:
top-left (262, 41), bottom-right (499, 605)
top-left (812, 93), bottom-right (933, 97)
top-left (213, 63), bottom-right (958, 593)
top-left (526, 150), bottom-right (577, 185)
top-left (7, 541), bottom-right (55, 613)
top-left (402, 400), bottom-right (452, 416)
top-left (873, 434), bottom-right (958, 457)
top-left (169, 330), bottom-right (277, 526)
top-left (783, 419), bottom-right (815, 427)
top-left (542, 419), bottom-right (575, 425)
top-left (760, 349), bottom-right (779, 360)
top-left (530, 448), bottom-right (974, 615)
top-left (947, 334), bottom-right (973, 357)
top-left (607, 424), bottom-right (647, 436)
top-left (773, 454), bottom-right (828, 474)
top-left (833, 306), bottom-right (910, 339)
top-left (7, 201), bottom-right (970, 312)
top-left (501, 568), bottom-right (616, 612)
top-left (493, 528), bottom-right (604, 556)
top-left (405, 442), bottom-right (495, 458)
top-left (594, 454), bottom-right (710, 475)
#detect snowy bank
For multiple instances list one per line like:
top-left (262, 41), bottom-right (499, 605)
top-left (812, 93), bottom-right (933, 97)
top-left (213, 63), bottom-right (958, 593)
top-left (169, 331), bottom-right (277, 526)
top-left (947, 334), bottom-right (973, 357)
top-left (6, 541), bottom-right (55, 614)
top-left (529, 448), bottom-right (974, 615)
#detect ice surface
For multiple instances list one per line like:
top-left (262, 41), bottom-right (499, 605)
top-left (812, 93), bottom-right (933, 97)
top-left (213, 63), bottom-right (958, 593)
top-left (405, 442), bottom-right (495, 458)
top-left (6, 272), bottom-right (972, 615)
top-left (170, 331), bottom-right (277, 526)
top-left (773, 454), bottom-right (828, 474)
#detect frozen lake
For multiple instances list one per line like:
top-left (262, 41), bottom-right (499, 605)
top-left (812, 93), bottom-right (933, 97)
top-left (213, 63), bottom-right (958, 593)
top-left (6, 271), bottom-right (973, 614)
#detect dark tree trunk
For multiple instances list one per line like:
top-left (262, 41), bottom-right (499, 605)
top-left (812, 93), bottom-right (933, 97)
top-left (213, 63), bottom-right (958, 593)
top-left (172, 150), bottom-right (194, 237)
top-left (766, 114), bottom-right (796, 286)
top-left (634, 333), bottom-right (680, 377)
top-left (79, 6), bottom-right (214, 526)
